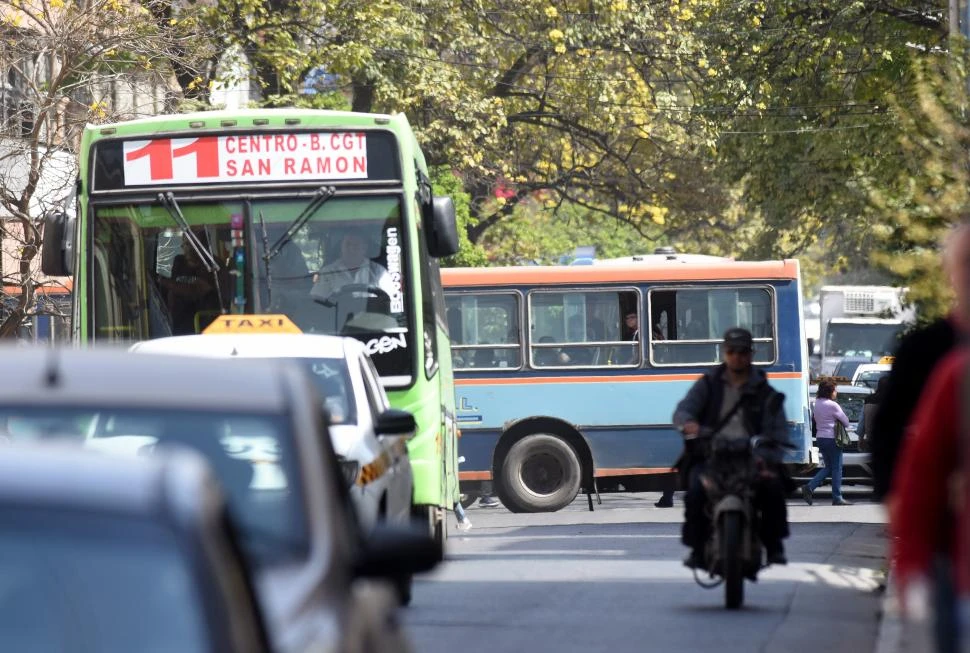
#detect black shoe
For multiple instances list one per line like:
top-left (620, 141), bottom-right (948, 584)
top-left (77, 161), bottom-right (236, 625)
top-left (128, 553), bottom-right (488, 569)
top-left (478, 495), bottom-right (501, 508)
top-left (655, 496), bottom-right (674, 508)
top-left (832, 498), bottom-right (853, 506)
top-left (800, 486), bottom-right (814, 506)
top-left (683, 549), bottom-right (705, 569)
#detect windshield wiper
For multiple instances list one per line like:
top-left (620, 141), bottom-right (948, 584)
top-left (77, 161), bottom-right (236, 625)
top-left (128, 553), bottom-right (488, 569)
top-left (264, 185), bottom-right (336, 262)
top-left (158, 192), bottom-right (220, 273)
top-left (257, 210), bottom-right (273, 308)
top-left (157, 192), bottom-right (226, 315)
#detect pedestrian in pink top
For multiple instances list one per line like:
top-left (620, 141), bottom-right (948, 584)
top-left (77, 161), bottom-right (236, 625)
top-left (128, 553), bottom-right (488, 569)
top-left (801, 379), bottom-right (853, 506)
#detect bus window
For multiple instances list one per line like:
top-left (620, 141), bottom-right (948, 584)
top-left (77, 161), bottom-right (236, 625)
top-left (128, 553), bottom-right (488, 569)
top-left (529, 290), bottom-right (640, 368)
top-left (445, 293), bottom-right (521, 370)
top-left (649, 287), bottom-right (775, 366)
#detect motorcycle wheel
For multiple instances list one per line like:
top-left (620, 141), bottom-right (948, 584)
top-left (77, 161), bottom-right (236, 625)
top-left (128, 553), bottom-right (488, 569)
top-left (721, 512), bottom-right (745, 609)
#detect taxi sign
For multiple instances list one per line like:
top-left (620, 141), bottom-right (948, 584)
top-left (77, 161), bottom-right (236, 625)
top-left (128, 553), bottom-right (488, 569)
top-left (878, 356), bottom-right (895, 365)
top-left (203, 314), bottom-right (303, 335)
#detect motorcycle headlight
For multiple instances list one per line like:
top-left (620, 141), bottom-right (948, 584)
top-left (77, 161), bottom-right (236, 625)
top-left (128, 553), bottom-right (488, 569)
top-left (338, 456), bottom-right (359, 488)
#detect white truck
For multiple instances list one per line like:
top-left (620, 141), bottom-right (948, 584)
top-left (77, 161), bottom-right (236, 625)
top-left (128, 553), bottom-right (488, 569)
top-left (816, 285), bottom-right (913, 378)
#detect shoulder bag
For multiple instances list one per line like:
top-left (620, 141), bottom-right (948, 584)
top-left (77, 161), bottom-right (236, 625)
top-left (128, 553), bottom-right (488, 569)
top-left (834, 420), bottom-right (851, 449)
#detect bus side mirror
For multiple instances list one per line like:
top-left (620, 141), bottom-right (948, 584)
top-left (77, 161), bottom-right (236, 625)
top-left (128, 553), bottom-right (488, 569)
top-left (41, 209), bottom-right (74, 276)
top-left (425, 196), bottom-right (459, 257)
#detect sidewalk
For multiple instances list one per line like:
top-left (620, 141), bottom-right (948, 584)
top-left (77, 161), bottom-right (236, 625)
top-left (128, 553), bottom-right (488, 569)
top-left (875, 571), bottom-right (938, 653)
top-left (875, 572), bottom-right (904, 653)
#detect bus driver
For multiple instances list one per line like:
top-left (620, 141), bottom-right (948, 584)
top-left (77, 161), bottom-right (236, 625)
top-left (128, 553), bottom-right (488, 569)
top-left (310, 228), bottom-right (395, 304)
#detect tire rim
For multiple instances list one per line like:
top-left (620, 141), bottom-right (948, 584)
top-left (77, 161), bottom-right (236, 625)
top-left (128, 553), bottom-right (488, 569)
top-left (519, 451), bottom-right (566, 496)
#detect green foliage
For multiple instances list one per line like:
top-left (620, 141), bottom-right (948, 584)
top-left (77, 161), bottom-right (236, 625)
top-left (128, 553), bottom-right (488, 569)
top-left (691, 1), bottom-right (947, 284)
top-left (480, 198), bottom-right (659, 265)
top-left (431, 167), bottom-right (487, 267)
top-left (867, 51), bottom-right (970, 320)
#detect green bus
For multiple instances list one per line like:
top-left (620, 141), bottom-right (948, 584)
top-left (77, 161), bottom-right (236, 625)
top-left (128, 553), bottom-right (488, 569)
top-left (42, 109), bottom-right (461, 543)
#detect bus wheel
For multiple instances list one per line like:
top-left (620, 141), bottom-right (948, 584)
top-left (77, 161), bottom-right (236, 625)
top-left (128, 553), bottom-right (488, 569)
top-left (499, 434), bottom-right (581, 512)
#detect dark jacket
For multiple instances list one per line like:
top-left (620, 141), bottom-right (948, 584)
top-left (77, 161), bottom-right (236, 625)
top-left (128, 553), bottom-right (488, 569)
top-left (672, 364), bottom-right (788, 486)
top-left (870, 316), bottom-right (959, 501)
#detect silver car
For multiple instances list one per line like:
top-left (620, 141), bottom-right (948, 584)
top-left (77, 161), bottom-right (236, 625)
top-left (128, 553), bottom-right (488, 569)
top-left (0, 347), bottom-right (438, 652)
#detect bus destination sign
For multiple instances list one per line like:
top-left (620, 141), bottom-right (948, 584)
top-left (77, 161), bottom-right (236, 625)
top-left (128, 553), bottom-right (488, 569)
top-left (122, 132), bottom-right (368, 185)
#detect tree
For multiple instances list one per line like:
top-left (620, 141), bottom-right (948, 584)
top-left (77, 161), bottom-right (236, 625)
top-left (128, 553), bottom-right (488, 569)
top-left (692, 1), bottom-right (948, 271)
top-left (0, 0), bottom-right (214, 337)
top-left (867, 51), bottom-right (970, 319)
top-left (203, 1), bottom-right (721, 249)
top-left (479, 198), bottom-right (660, 265)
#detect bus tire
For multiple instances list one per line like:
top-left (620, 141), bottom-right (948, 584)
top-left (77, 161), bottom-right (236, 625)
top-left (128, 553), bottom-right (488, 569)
top-left (498, 434), bottom-right (582, 513)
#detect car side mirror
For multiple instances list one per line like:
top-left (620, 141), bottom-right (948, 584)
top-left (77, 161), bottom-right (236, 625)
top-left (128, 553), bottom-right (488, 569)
top-left (354, 521), bottom-right (442, 579)
top-left (376, 408), bottom-right (416, 437)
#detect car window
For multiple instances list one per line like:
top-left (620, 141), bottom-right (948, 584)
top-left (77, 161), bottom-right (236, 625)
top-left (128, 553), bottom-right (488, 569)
top-left (290, 357), bottom-right (357, 425)
top-left (1, 407), bottom-right (309, 567)
top-left (0, 510), bottom-right (208, 653)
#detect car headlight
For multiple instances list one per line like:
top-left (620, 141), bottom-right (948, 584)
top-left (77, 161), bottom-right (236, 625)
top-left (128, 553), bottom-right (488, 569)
top-left (338, 456), bottom-right (359, 488)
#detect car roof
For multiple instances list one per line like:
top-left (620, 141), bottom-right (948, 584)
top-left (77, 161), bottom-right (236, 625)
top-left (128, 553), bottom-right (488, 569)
top-left (810, 384), bottom-right (873, 394)
top-left (0, 346), bottom-right (291, 412)
top-left (131, 334), bottom-right (363, 360)
top-left (855, 364), bottom-right (891, 372)
top-left (0, 443), bottom-right (212, 523)
top-left (836, 385), bottom-right (873, 393)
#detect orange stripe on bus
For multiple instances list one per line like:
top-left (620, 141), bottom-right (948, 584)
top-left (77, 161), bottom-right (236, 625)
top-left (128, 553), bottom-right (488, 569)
top-left (594, 468), bottom-right (674, 477)
top-left (459, 471), bottom-right (493, 481)
top-left (441, 260), bottom-right (799, 287)
top-left (459, 468), bottom-right (677, 481)
top-left (455, 371), bottom-right (802, 386)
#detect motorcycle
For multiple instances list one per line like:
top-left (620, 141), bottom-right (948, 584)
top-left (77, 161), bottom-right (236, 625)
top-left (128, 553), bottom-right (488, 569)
top-left (691, 431), bottom-right (788, 609)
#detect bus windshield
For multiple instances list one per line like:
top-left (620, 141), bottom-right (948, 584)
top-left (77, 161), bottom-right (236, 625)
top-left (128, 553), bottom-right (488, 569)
top-left (92, 195), bottom-right (409, 373)
top-left (824, 322), bottom-right (902, 358)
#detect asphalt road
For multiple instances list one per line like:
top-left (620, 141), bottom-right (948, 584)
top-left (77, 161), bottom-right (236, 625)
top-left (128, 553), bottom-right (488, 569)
top-left (405, 489), bottom-right (886, 653)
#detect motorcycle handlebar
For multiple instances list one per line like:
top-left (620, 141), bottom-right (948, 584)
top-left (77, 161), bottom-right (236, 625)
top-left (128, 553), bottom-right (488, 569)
top-left (681, 426), bottom-right (796, 450)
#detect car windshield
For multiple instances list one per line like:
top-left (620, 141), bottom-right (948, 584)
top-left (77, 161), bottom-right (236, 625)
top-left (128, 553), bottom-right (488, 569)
top-left (91, 195), bottom-right (411, 379)
top-left (855, 369), bottom-right (889, 389)
top-left (834, 358), bottom-right (867, 380)
top-left (289, 357), bottom-right (357, 425)
top-left (825, 323), bottom-right (903, 357)
top-left (0, 407), bottom-right (308, 566)
top-left (0, 510), bottom-right (208, 653)
top-left (834, 392), bottom-right (867, 423)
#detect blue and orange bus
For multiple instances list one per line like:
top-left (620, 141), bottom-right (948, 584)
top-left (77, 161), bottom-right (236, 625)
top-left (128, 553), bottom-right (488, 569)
top-left (442, 254), bottom-right (813, 512)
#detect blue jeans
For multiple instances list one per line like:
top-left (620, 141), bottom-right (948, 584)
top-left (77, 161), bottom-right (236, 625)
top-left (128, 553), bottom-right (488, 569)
top-left (807, 438), bottom-right (843, 500)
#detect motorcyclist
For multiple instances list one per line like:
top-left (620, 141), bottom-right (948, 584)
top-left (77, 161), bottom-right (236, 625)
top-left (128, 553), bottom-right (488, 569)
top-left (672, 327), bottom-right (792, 569)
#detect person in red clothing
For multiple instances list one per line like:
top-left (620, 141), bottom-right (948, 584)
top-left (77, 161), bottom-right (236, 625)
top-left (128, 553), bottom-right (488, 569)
top-left (891, 347), bottom-right (970, 648)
